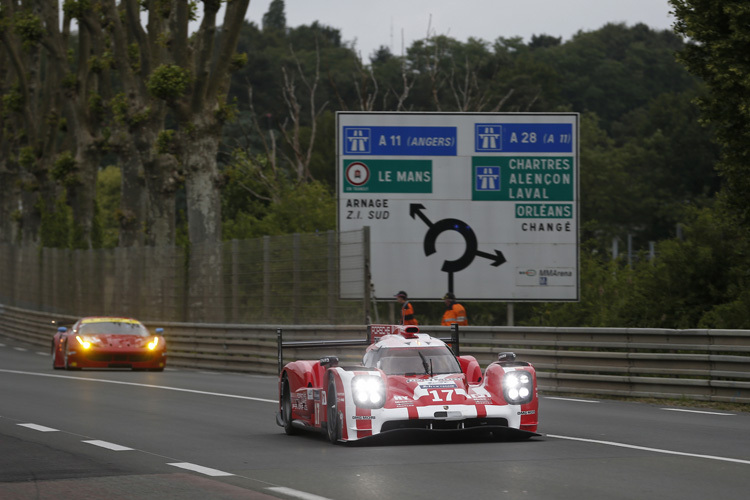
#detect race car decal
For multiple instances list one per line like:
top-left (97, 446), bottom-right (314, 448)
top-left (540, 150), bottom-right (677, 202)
top-left (370, 324), bottom-right (397, 342)
top-left (355, 405), bottom-right (373, 438)
top-left (476, 405), bottom-right (487, 418)
top-left (419, 383), bottom-right (458, 390)
top-left (469, 394), bottom-right (492, 404)
top-left (393, 395), bottom-right (415, 407)
top-left (407, 405), bottom-right (419, 420)
top-left (427, 389), bottom-right (457, 402)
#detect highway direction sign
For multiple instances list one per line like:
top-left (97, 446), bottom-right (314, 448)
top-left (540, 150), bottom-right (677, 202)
top-left (337, 112), bottom-right (579, 302)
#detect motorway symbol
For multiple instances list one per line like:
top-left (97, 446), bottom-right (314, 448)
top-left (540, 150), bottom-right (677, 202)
top-left (475, 124), bottom-right (503, 152)
top-left (345, 128), bottom-right (371, 153)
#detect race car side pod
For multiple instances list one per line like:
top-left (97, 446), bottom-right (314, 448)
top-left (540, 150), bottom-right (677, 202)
top-left (276, 328), bottom-right (371, 374)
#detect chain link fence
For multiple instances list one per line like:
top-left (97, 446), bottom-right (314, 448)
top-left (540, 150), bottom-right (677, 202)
top-left (0, 229), bottom-right (370, 325)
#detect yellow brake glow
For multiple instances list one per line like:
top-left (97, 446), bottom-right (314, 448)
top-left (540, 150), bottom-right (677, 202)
top-left (75, 335), bottom-right (91, 349)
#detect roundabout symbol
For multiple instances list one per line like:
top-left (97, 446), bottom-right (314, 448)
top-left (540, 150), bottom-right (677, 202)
top-left (410, 203), bottom-right (506, 292)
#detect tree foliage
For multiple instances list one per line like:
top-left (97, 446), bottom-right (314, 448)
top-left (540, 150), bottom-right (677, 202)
top-left (526, 207), bottom-right (750, 328)
top-left (3, 1), bottom-right (747, 328)
top-left (670, 0), bottom-right (750, 229)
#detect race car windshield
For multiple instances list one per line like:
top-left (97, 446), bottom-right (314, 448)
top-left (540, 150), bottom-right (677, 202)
top-left (79, 321), bottom-right (149, 337)
top-left (370, 346), bottom-right (461, 375)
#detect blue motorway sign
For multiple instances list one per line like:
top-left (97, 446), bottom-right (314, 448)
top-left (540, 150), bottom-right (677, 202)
top-left (475, 123), bottom-right (573, 153)
top-left (343, 126), bottom-right (457, 156)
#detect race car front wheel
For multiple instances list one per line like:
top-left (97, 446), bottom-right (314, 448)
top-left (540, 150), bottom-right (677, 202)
top-left (63, 341), bottom-right (80, 371)
top-left (326, 377), bottom-right (340, 444)
top-left (281, 375), bottom-right (296, 435)
top-left (52, 341), bottom-right (62, 370)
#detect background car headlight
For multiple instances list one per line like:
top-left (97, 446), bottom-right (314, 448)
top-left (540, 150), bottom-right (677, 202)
top-left (502, 370), bottom-right (533, 404)
top-left (351, 375), bottom-right (386, 409)
top-left (75, 336), bottom-right (91, 349)
top-left (147, 337), bottom-right (159, 350)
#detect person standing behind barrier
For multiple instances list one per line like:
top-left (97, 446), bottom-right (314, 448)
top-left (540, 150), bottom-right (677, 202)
top-left (395, 291), bottom-right (418, 325)
top-left (441, 292), bottom-right (468, 326)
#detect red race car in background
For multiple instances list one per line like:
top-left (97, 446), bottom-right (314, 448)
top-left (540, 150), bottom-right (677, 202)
top-left (52, 316), bottom-right (166, 371)
top-left (276, 324), bottom-right (539, 444)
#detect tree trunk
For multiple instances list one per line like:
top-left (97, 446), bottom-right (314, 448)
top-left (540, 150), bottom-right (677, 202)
top-left (0, 167), bottom-right (18, 244)
top-left (183, 124), bottom-right (224, 322)
top-left (118, 138), bottom-right (145, 247)
top-left (143, 153), bottom-right (178, 248)
top-left (184, 130), bottom-right (222, 245)
top-left (65, 128), bottom-right (100, 249)
top-left (19, 189), bottom-right (40, 246)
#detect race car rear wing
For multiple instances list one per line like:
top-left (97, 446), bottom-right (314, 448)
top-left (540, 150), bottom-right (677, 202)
top-left (276, 324), bottom-right (460, 373)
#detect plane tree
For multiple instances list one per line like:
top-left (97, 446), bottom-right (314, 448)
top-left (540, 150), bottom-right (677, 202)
top-left (0, 0), bottom-right (71, 246)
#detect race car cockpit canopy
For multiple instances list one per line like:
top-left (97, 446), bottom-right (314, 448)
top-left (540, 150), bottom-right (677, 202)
top-left (363, 344), bottom-right (461, 376)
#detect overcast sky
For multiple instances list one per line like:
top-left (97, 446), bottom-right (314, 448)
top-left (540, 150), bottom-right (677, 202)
top-left (243, 0), bottom-right (677, 59)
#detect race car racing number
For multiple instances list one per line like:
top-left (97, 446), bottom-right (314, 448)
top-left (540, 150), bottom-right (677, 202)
top-left (429, 389), bottom-right (454, 402)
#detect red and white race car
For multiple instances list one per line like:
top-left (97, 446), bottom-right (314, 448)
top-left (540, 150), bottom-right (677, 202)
top-left (276, 324), bottom-right (538, 443)
top-left (52, 316), bottom-right (166, 371)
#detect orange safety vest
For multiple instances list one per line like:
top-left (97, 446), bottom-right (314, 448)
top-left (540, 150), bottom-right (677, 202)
top-left (401, 301), bottom-right (418, 325)
top-left (441, 302), bottom-right (468, 326)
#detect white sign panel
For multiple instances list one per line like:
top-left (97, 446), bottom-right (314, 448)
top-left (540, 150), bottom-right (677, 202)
top-left (337, 112), bottom-right (579, 302)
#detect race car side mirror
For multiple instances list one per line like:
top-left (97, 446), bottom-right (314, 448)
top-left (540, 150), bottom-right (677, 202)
top-left (156, 328), bottom-right (164, 334)
top-left (57, 327), bottom-right (67, 333)
top-left (498, 352), bottom-right (517, 363)
top-left (320, 356), bottom-right (339, 367)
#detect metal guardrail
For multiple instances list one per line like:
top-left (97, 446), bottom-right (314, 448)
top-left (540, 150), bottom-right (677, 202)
top-left (2, 304), bottom-right (748, 403)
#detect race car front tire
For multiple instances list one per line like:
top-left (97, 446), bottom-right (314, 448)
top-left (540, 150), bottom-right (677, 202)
top-left (326, 376), bottom-right (340, 444)
top-left (281, 375), bottom-right (296, 435)
top-left (52, 342), bottom-right (62, 370)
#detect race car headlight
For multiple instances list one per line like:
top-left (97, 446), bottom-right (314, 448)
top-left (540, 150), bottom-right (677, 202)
top-left (502, 370), bottom-right (533, 405)
top-left (147, 337), bottom-right (159, 350)
top-left (351, 375), bottom-right (386, 409)
top-left (75, 335), bottom-right (92, 349)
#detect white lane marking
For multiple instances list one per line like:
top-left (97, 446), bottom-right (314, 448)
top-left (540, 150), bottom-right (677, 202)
top-left (544, 396), bottom-right (599, 403)
top-left (0, 369), bottom-right (277, 403)
top-left (36, 352), bottom-right (48, 356)
top-left (13, 347), bottom-right (28, 352)
top-left (83, 440), bottom-right (134, 451)
top-left (0, 343), bottom-right (5, 347)
top-left (18, 423), bottom-right (59, 432)
top-left (548, 434), bottom-right (750, 465)
top-left (266, 487), bottom-right (333, 500)
top-left (661, 408), bottom-right (734, 416)
top-left (168, 462), bottom-right (233, 477)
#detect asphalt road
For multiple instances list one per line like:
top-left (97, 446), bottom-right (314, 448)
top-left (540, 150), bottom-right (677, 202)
top-left (2, 333), bottom-right (750, 500)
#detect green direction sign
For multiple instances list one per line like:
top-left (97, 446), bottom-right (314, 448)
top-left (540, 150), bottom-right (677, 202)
top-left (343, 159), bottom-right (432, 193)
top-left (515, 203), bottom-right (573, 219)
top-left (472, 156), bottom-right (574, 201)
